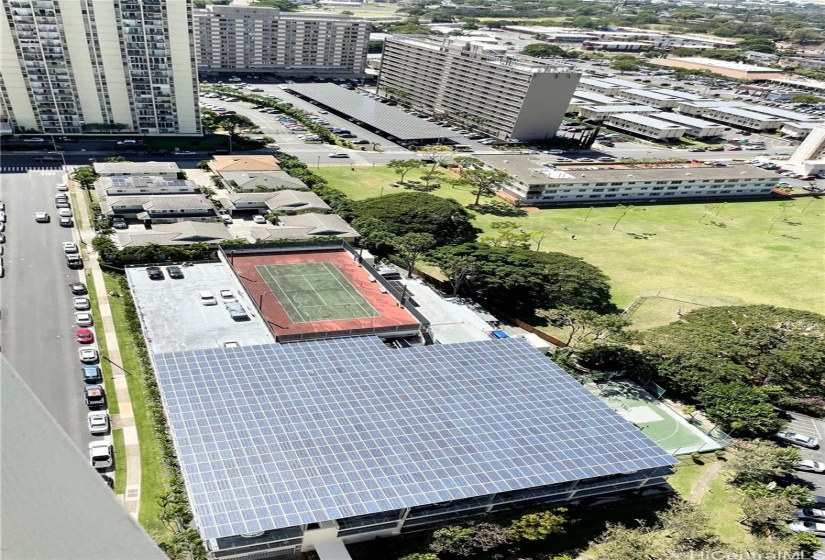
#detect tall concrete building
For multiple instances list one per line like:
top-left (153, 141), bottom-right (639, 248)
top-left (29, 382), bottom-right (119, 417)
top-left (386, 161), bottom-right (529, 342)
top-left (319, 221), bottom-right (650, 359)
top-left (0, 0), bottom-right (200, 135)
top-left (377, 36), bottom-right (580, 142)
top-left (194, 5), bottom-right (369, 78)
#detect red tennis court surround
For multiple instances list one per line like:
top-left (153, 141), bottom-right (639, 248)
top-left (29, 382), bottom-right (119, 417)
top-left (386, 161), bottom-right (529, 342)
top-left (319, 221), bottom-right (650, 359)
top-left (230, 249), bottom-right (421, 341)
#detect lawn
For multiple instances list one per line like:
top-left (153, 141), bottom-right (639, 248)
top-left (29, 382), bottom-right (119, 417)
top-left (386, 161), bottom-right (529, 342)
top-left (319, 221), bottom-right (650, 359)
top-left (103, 273), bottom-right (170, 540)
top-left (318, 165), bottom-right (825, 314)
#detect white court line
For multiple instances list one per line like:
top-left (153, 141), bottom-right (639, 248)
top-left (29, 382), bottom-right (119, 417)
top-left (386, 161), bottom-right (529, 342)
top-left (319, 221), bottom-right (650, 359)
top-left (322, 262), bottom-right (379, 317)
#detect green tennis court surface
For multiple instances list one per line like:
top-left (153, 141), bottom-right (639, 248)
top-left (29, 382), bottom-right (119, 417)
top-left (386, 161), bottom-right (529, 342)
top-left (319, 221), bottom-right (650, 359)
top-left (256, 262), bottom-right (380, 323)
top-left (589, 379), bottom-right (720, 455)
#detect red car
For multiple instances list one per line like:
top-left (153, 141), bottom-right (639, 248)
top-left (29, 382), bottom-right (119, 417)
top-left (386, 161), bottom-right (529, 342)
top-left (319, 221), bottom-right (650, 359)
top-left (76, 329), bottom-right (94, 344)
top-left (726, 146), bottom-right (742, 151)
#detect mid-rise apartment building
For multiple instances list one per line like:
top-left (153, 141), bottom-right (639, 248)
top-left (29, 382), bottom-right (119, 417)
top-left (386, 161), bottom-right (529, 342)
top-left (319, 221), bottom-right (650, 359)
top-left (377, 36), bottom-right (580, 142)
top-left (0, 0), bottom-right (200, 135)
top-left (477, 155), bottom-right (778, 206)
top-left (194, 5), bottom-right (369, 78)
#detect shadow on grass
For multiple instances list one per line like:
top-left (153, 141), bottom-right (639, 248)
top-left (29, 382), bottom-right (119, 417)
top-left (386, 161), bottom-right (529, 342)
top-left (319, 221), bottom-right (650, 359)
top-left (468, 201), bottom-right (528, 217)
top-left (402, 181), bottom-right (439, 192)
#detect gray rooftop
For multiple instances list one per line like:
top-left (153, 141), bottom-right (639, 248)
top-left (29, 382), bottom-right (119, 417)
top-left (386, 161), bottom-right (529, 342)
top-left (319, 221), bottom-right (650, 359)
top-left (126, 263), bottom-right (275, 354)
top-left (608, 114), bottom-right (688, 130)
top-left (118, 221), bottom-right (233, 247)
top-left (572, 90), bottom-right (623, 104)
top-left (651, 112), bottom-right (723, 128)
top-left (285, 84), bottom-right (454, 140)
top-left (221, 171), bottom-right (308, 191)
top-left (676, 100), bottom-right (747, 109)
top-left (476, 155), bottom-right (778, 185)
top-left (650, 89), bottom-right (705, 101)
top-left (742, 105), bottom-right (819, 122)
top-left (705, 106), bottom-right (785, 122)
top-left (619, 89), bottom-right (679, 101)
top-left (152, 336), bottom-right (675, 539)
top-left (93, 161), bottom-right (180, 175)
top-left (581, 105), bottom-right (657, 113)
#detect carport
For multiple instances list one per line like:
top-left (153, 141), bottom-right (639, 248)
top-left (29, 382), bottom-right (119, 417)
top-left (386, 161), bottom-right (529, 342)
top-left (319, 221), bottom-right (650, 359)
top-left (285, 83), bottom-right (453, 143)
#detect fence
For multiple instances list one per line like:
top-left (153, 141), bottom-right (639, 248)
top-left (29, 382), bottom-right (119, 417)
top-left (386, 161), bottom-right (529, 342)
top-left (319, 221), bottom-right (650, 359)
top-left (623, 290), bottom-right (745, 317)
top-left (487, 309), bottom-right (568, 348)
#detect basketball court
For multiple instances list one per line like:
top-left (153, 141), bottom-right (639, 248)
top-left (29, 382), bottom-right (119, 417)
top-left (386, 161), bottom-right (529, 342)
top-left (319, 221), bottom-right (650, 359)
top-left (229, 248), bottom-right (422, 341)
top-left (587, 378), bottom-right (721, 455)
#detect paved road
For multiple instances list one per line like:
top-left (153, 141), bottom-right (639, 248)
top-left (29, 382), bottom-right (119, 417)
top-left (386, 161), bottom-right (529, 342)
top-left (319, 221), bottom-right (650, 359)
top-left (0, 170), bottom-right (91, 451)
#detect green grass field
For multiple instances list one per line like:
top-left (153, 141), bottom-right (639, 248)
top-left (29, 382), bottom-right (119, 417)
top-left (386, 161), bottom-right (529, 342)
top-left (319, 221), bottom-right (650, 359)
top-left (317, 165), bottom-right (825, 314)
top-left (256, 262), bottom-right (379, 323)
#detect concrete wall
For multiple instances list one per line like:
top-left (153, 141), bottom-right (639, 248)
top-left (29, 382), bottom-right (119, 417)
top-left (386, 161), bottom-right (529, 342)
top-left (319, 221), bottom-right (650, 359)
top-left (512, 72), bottom-right (579, 141)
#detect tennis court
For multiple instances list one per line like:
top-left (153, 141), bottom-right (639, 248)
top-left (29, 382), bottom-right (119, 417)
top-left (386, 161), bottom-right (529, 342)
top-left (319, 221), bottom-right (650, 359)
top-left (588, 378), bottom-right (721, 455)
top-left (256, 262), bottom-right (380, 323)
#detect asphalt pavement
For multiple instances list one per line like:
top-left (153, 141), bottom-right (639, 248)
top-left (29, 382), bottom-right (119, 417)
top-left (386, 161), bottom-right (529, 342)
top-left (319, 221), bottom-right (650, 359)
top-left (0, 170), bottom-right (91, 451)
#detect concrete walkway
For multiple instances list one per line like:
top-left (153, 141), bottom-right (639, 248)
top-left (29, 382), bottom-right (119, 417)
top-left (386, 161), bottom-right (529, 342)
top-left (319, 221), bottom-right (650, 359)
top-left (70, 174), bottom-right (142, 519)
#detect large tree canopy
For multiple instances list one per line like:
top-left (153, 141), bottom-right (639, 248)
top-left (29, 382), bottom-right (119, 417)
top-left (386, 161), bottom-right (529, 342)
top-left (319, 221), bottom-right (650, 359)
top-left (353, 192), bottom-right (479, 248)
top-left (644, 305), bottom-right (825, 398)
top-left (430, 243), bottom-right (613, 314)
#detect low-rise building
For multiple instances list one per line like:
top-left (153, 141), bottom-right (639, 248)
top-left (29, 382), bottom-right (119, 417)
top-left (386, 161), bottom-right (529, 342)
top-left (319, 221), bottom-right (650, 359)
top-left (97, 176), bottom-right (200, 197)
top-left (577, 77), bottom-right (628, 96)
top-left (222, 190), bottom-right (331, 215)
top-left (615, 89), bottom-right (682, 109)
top-left (251, 213), bottom-right (360, 242)
top-left (117, 221), bottom-right (233, 247)
top-left (93, 162), bottom-right (180, 180)
top-left (780, 121), bottom-right (821, 139)
top-left (702, 106), bottom-right (784, 131)
top-left (651, 112), bottom-right (725, 138)
top-left (649, 57), bottom-right (783, 80)
top-left (582, 41), bottom-right (651, 52)
top-left (219, 171), bottom-right (309, 192)
top-left (675, 100), bottom-right (747, 117)
top-left (579, 104), bottom-right (658, 122)
top-left (743, 105), bottom-right (820, 123)
top-left (571, 90), bottom-right (625, 105)
top-left (208, 155), bottom-right (281, 175)
top-left (476, 155), bottom-right (778, 206)
top-left (605, 114), bottom-right (688, 140)
top-left (100, 194), bottom-right (218, 222)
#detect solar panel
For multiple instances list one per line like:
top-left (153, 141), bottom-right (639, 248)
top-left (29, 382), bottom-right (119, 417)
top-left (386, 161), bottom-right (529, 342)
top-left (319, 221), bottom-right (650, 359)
top-left (153, 337), bottom-right (675, 540)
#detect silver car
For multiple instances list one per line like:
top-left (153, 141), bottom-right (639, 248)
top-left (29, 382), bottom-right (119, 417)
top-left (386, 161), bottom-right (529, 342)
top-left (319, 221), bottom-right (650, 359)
top-left (776, 431), bottom-right (819, 449)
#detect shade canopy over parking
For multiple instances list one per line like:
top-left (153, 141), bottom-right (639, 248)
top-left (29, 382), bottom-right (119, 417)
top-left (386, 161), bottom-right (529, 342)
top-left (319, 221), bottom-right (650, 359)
top-left (285, 83), bottom-right (453, 141)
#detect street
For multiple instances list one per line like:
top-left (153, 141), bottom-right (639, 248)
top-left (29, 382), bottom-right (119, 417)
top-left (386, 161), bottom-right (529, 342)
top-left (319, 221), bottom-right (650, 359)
top-left (0, 169), bottom-right (91, 451)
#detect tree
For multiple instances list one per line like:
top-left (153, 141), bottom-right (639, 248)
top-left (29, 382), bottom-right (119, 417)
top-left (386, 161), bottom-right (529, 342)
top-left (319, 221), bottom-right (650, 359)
top-left (643, 306), bottom-right (825, 402)
top-left (531, 229), bottom-right (553, 251)
top-left (429, 252), bottom-right (476, 296)
top-left (610, 55), bottom-right (641, 74)
top-left (697, 382), bottom-right (786, 437)
top-left (521, 43), bottom-right (571, 58)
top-left (387, 159), bottom-right (424, 183)
top-left (456, 167), bottom-right (510, 206)
top-left (399, 554), bottom-right (439, 560)
top-left (726, 439), bottom-right (801, 485)
top-left (657, 499), bottom-right (718, 552)
top-left (612, 204), bottom-right (643, 230)
top-left (429, 523), bottom-right (508, 556)
top-left (419, 145), bottom-right (454, 176)
top-left (736, 37), bottom-right (777, 53)
top-left (393, 233), bottom-right (435, 278)
top-left (791, 94), bottom-right (823, 103)
top-left (71, 166), bottom-right (97, 189)
top-left (482, 221), bottom-right (531, 249)
top-left (592, 523), bottom-right (661, 560)
top-left (428, 243), bottom-right (613, 314)
top-left (507, 510), bottom-right (566, 541)
top-left (218, 114), bottom-right (259, 137)
top-left (738, 491), bottom-right (796, 531)
top-left (354, 192), bottom-right (478, 248)
top-left (538, 307), bottom-right (633, 348)
top-left (790, 27), bottom-right (824, 46)
top-left (105, 156), bottom-right (129, 163)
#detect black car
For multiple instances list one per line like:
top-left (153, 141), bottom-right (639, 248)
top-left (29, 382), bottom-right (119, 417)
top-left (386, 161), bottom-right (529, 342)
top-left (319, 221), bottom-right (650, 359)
top-left (146, 266), bottom-right (164, 280)
top-left (166, 265), bottom-right (184, 279)
top-left (70, 282), bottom-right (87, 295)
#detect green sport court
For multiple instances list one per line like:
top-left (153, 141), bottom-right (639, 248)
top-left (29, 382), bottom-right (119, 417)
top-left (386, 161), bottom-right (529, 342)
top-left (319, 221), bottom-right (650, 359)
top-left (587, 378), bottom-right (722, 455)
top-left (255, 262), bottom-right (380, 323)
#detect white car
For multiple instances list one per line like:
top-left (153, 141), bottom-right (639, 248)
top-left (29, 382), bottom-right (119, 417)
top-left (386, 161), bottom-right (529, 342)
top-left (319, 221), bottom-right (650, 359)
top-left (328, 153), bottom-right (350, 158)
top-left (58, 208), bottom-right (73, 218)
top-left (796, 507), bottom-right (825, 520)
top-left (796, 460), bottom-right (825, 474)
top-left (252, 215), bottom-right (267, 224)
top-left (79, 347), bottom-right (99, 364)
top-left (220, 289), bottom-right (236, 302)
top-left (88, 441), bottom-right (113, 469)
top-left (34, 212), bottom-right (49, 223)
top-left (199, 291), bottom-right (218, 306)
top-left (0, 201), bottom-right (4, 211)
top-left (62, 241), bottom-right (78, 253)
top-left (73, 297), bottom-right (91, 310)
top-left (789, 520), bottom-right (825, 536)
top-left (87, 411), bottom-right (110, 435)
top-left (56, 183), bottom-right (68, 191)
top-left (75, 312), bottom-right (93, 327)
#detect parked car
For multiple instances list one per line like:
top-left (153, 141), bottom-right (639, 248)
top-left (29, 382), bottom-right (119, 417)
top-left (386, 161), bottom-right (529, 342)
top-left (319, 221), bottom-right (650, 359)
top-left (789, 520), bottom-right (825, 536)
top-left (253, 215), bottom-right (267, 224)
top-left (62, 241), bottom-right (78, 253)
top-left (59, 216), bottom-right (73, 227)
top-left (70, 282), bottom-right (87, 295)
top-left (776, 431), bottom-right (819, 449)
top-left (199, 291), bottom-right (218, 306)
top-left (146, 266), bottom-right (164, 280)
top-left (83, 384), bottom-right (105, 408)
top-left (82, 364), bottom-right (102, 384)
top-left (89, 441), bottom-right (113, 470)
top-left (220, 289), bottom-right (236, 302)
top-left (112, 217), bottom-right (127, 229)
top-left (166, 265), bottom-right (184, 279)
top-left (75, 312), bottom-right (93, 327)
top-left (225, 301), bottom-right (249, 321)
top-left (76, 329), bottom-right (94, 344)
top-left (795, 460), bottom-right (825, 474)
top-left (797, 507), bottom-right (825, 520)
top-left (79, 347), bottom-right (99, 364)
top-left (87, 411), bottom-right (110, 435)
top-left (73, 297), bottom-right (91, 310)
top-left (56, 183), bottom-right (68, 191)
top-left (66, 253), bottom-right (83, 269)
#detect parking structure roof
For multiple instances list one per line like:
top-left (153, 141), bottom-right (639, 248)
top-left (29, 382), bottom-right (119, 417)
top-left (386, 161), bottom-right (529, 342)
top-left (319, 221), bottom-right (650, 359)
top-left (285, 83), bottom-right (454, 141)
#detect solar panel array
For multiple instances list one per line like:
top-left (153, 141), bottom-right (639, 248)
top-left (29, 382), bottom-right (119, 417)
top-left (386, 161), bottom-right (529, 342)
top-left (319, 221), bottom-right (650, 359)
top-left (153, 337), bottom-right (675, 541)
top-left (286, 83), bottom-right (453, 140)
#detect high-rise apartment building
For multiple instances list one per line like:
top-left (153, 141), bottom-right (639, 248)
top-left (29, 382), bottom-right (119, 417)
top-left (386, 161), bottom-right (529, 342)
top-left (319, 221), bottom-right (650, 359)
top-left (377, 36), bottom-right (580, 142)
top-left (0, 0), bottom-right (200, 135)
top-left (787, 125), bottom-right (825, 175)
top-left (194, 5), bottom-right (369, 78)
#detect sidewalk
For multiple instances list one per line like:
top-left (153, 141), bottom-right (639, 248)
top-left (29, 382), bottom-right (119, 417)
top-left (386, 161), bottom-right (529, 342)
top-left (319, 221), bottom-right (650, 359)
top-left (70, 174), bottom-right (142, 519)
